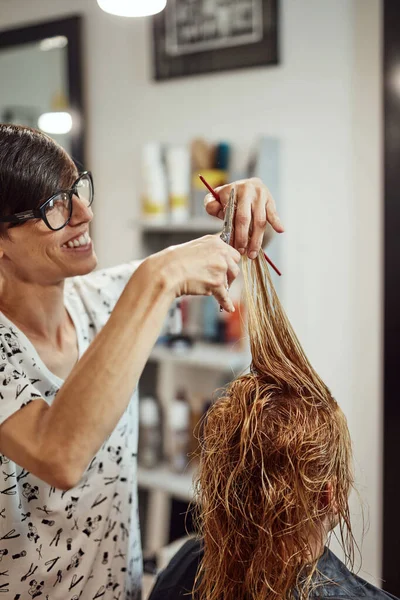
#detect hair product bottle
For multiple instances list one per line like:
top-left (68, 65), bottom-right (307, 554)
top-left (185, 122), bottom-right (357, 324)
top-left (138, 396), bottom-right (162, 469)
top-left (141, 142), bottom-right (168, 222)
top-left (169, 389), bottom-right (191, 473)
top-left (165, 145), bottom-right (190, 222)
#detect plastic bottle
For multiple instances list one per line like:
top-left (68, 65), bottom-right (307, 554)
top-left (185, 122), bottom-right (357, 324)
top-left (138, 396), bottom-right (162, 469)
top-left (189, 397), bottom-right (204, 466)
top-left (165, 145), bottom-right (190, 222)
top-left (224, 275), bottom-right (245, 347)
top-left (141, 142), bottom-right (168, 222)
top-left (202, 295), bottom-right (218, 342)
top-left (215, 141), bottom-right (231, 171)
top-left (169, 389), bottom-right (191, 473)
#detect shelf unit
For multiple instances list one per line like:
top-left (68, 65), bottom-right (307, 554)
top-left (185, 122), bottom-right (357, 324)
top-left (137, 216), bottom-right (222, 234)
top-left (149, 341), bottom-right (250, 372)
top-left (140, 341), bottom-right (249, 554)
top-left (138, 464), bottom-right (195, 503)
top-left (138, 217), bottom-right (249, 555)
top-left (138, 215), bottom-right (224, 259)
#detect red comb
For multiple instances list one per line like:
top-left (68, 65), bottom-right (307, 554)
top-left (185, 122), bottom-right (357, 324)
top-left (199, 175), bottom-right (220, 202)
top-left (199, 174), bottom-right (282, 277)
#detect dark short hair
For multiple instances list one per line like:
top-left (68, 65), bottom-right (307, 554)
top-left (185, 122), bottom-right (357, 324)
top-left (0, 124), bottom-right (77, 235)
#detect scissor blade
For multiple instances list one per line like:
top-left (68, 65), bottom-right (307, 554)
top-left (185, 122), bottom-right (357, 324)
top-left (220, 188), bottom-right (236, 245)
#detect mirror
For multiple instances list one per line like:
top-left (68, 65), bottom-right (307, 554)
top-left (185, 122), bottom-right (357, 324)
top-left (0, 16), bottom-right (85, 166)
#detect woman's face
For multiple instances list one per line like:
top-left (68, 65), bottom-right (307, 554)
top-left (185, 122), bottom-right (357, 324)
top-left (0, 189), bottom-right (97, 285)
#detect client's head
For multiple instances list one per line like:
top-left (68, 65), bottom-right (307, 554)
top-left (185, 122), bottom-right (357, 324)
top-left (195, 255), bottom-right (354, 600)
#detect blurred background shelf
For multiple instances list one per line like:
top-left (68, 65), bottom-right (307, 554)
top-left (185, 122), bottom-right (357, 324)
top-left (137, 198), bottom-right (250, 556)
top-left (138, 463), bottom-right (195, 503)
top-left (149, 342), bottom-right (250, 372)
top-left (137, 217), bottom-right (221, 233)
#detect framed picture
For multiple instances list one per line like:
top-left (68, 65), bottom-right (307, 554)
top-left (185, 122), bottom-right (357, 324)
top-left (152, 0), bottom-right (279, 80)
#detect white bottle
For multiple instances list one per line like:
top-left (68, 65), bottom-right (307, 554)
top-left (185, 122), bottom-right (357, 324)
top-left (138, 396), bottom-right (162, 469)
top-left (165, 145), bottom-right (190, 222)
top-left (141, 142), bottom-right (168, 222)
top-left (169, 390), bottom-right (191, 473)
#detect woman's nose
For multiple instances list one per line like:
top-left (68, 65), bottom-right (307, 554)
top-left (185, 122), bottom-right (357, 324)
top-left (70, 194), bottom-right (93, 224)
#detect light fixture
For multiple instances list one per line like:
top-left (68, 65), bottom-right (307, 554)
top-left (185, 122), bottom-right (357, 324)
top-left (96, 0), bottom-right (167, 18)
top-left (38, 112), bottom-right (72, 135)
top-left (38, 91), bottom-right (72, 135)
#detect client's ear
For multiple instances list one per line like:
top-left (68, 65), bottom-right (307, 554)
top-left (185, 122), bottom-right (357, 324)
top-left (320, 481), bottom-right (339, 515)
top-left (319, 481), bottom-right (340, 532)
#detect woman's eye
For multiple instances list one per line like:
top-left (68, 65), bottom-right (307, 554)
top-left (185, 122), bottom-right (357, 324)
top-left (47, 193), bottom-right (68, 211)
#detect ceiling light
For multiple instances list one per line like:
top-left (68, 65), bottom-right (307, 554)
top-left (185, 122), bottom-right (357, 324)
top-left (97, 0), bottom-right (167, 18)
top-left (38, 112), bottom-right (72, 135)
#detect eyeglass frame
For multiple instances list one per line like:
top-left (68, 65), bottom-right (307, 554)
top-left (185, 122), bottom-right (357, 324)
top-left (0, 171), bottom-right (94, 231)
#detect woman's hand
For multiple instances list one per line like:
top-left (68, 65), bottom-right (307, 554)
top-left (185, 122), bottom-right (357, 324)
top-left (204, 177), bottom-right (284, 259)
top-left (154, 235), bottom-right (241, 313)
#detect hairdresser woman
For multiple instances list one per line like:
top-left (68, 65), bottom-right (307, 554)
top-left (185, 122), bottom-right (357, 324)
top-left (0, 124), bottom-right (283, 600)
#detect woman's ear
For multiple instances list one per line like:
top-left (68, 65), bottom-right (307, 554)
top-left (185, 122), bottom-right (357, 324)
top-left (0, 232), bottom-right (12, 259)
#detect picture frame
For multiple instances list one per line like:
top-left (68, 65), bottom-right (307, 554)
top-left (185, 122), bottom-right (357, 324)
top-left (152, 0), bottom-right (279, 80)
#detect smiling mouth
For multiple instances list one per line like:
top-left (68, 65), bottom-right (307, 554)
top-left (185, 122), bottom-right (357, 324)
top-left (62, 232), bottom-right (91, 249)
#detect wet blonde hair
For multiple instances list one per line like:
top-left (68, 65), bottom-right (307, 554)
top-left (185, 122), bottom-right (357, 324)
top-left (194, 253), bottom-right (355, 600)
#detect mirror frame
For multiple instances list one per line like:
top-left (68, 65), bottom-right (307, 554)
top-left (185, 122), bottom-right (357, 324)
top-left (0, 15), bottom-right (85, 167)
top-left (383, 0), bottom-right (400, 595)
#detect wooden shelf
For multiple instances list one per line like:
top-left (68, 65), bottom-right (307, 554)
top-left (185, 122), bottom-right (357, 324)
top-left (138, 463), bottom-right (196, 502)
top-left (149, 342), bottom-right (250, 372)
top-left (138, 217), bottom-right (222, 233)
top-left (137, 222), bottom-right (250, 553)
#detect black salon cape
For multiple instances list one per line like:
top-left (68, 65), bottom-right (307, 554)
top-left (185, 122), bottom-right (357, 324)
top-left (148, 537), bottom-right (399, 600)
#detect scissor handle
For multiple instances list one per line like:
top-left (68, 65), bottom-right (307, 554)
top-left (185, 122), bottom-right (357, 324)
top-left (220, 231), bottom-right (231, 244)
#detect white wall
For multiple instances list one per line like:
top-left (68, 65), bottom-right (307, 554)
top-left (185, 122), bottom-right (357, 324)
top-left (0, 0), bottom-right (383, 585)
top-left (349, 0), bottom-right (382, 582)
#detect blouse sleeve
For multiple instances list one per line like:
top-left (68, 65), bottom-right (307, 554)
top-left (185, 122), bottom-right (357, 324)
top-left (0, 334), bottom-right (43, 429)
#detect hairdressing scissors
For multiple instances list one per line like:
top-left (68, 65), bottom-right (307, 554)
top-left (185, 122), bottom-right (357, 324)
top-left (219, 187), bottom-right (236, 311)
top-left (220, 187), bottom-right (236, 246)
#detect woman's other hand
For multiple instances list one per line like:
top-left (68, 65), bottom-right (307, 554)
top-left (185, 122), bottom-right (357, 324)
top-left (204, 177), bottom-right (284, 259)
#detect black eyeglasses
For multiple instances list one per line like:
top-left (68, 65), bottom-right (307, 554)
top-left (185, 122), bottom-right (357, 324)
top-left (0, 171), bottom-right (94, 231)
